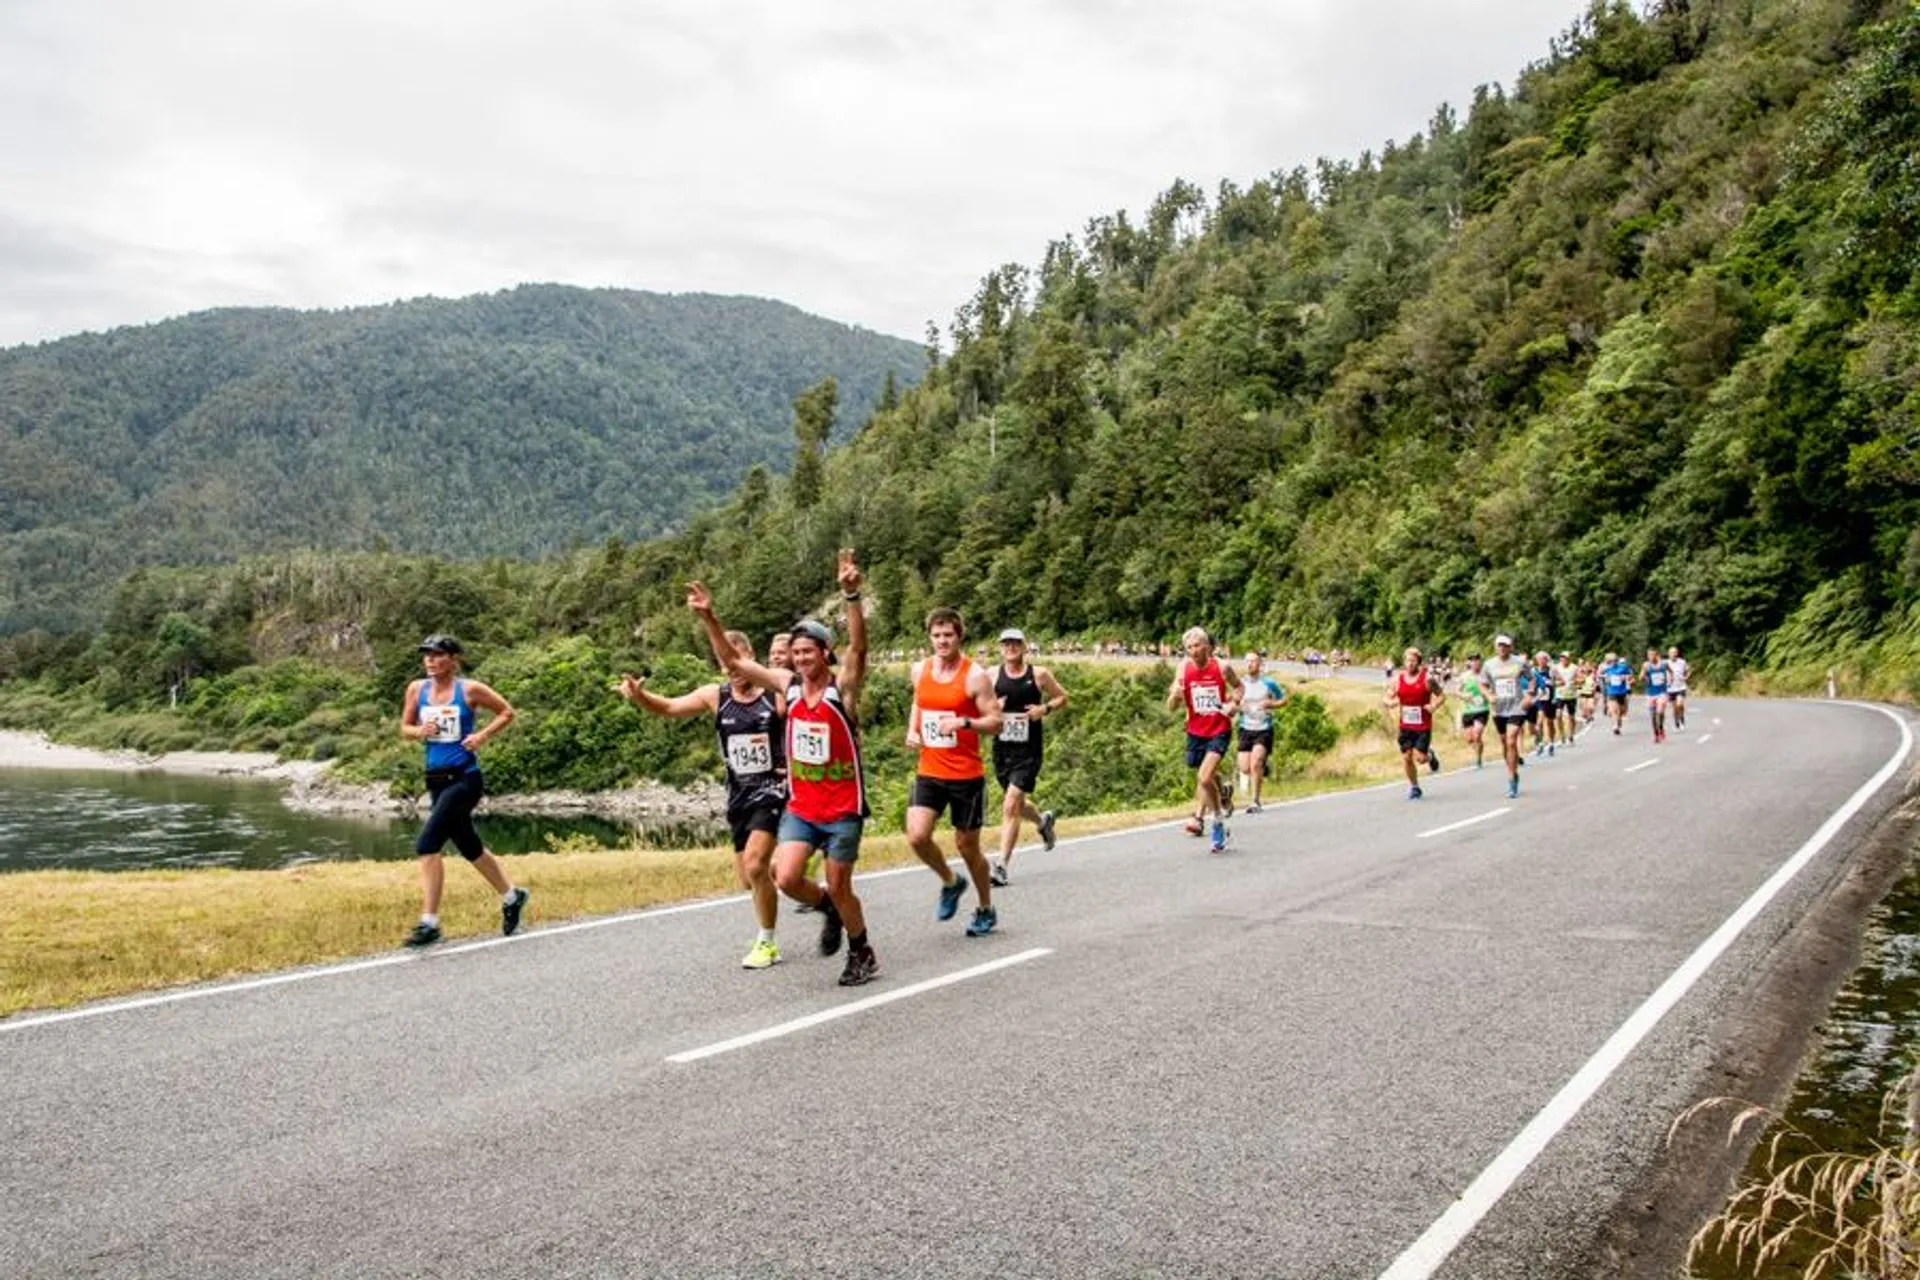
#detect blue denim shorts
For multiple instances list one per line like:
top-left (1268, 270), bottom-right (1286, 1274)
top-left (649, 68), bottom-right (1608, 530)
top-left (776, 811), bottom-right (864, 864)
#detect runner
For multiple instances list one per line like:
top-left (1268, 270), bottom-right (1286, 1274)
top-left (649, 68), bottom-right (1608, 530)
top-left (1577, 657), bottom-right (1599, 728)
top-left (1168, 627), bottom-right (1242, 853)
top-left (1642, 646), bottom-right (1673, 743)
top-left (1456, 653), bottom-right (1491, 770)
top-left (1667, 645), bottom-right (1691, 730)
top-left (618, 630), bottom-right (787, 970)
top-left (1553, 651), bottom-right (1580, 747)
top-left (768, 631), bottom-right (794, 673)
top-left (905, 608), bottom-right (1004, 937)
top-left (986, 628), bottom-right (1069, 888)
top-left (688, 550), bottom-right (879, 986)
top-left (1483, 634), bottom-right (1529, 799)
top-left (1601, 651), bottom-right (1634, 734)
top-left (1526, 651), bottom-right (1557, 758)
top-left (399, 635), bottom-right (528, 947)
top-left (1235, 651), bottom-right (1288, 812)
top-left (1385, 647), bottom-right (1445, 799)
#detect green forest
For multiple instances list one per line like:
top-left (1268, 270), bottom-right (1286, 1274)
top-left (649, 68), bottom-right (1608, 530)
top-left (0, 286), bottom-right (920, 633)
top-left (0, 0), bottom-right (1914, 805)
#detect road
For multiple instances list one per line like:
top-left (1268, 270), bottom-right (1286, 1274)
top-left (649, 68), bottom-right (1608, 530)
top-left (2, 698), bottom-right (1911, 1279)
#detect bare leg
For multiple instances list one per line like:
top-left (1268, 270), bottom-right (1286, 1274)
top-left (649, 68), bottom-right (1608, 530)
top-left (740, 831), bottom-right (777, 930)
top-left (418, 854), bottom-right (445, 916)
top-left (906, 806), bottom-right (959, 885)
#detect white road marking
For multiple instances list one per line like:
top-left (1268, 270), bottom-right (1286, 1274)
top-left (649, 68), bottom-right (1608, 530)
top-left (1625, 759), bottom-right (1661, 774)
top-left (1698, 734), bottom-right (1714, 744)
top-left (1417, 809), bottom-right (1510, 840)
top-left (1376, 702), bottom-right (1913, 1280)
top-left (667, 948), bottom-right (1053, 1063)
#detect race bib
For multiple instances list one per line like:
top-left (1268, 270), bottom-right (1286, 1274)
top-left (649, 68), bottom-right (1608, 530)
top-left (791, 721), bottom-right (830, 766)
top-left (1399, 704), bottom-right (1424, 726)
top-left (1001, 713), bottom-right (1030, 744)
top-left (423, 705), bottom-right (462, 744)
top-left (1494, 678), bottom-right (1519, 700)
top-left (919, 708), bottom-right (959, 749)
top-left (725, 733), bottom-right (773, 775)
top-left (1189, 684), bottom-right (1223, 715)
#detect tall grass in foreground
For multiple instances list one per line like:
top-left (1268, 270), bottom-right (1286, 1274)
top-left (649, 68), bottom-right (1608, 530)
top-left (1679, 1069), bottom-right (1920, 1278)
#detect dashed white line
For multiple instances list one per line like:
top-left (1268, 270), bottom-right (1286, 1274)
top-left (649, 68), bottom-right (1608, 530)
top-left (1625, 759), bottom-right (1661, 774)
top-left (667, 948), bottom-right (1053, 1063)
top-left (1376, 701), bottom-right (1913, 1280)
top-left (1417, 809), bottom-right (1511, 840)
top-left (1697, 734), bottom-right (1714, 745)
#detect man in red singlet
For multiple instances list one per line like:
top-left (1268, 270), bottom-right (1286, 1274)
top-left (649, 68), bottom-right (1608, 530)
top-left (906, 608), bottom-right (1005, 937)
top-left (688, 550), bottom-right (879, 987)
top-left (1385, 646), bottom-right (1446, 800)
top-left (1167, 626), bottom-right (1241, 853)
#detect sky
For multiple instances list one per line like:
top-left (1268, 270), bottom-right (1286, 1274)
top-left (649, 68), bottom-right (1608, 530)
top-left (0, 1), bottom-right (1585, 348)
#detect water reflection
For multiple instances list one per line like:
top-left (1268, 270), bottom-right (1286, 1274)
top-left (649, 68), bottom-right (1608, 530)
top-left (0, 768), bottom-right (722, 872)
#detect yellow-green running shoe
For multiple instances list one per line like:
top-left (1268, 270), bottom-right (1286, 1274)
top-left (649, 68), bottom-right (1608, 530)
top-left (740, 937), bottom-right (781, 970)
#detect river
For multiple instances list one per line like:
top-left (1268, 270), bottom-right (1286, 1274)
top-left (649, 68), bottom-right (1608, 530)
top-left (0, 766), bottom-right (717, 872)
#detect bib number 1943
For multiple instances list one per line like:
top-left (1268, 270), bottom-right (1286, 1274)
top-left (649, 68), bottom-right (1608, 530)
top-left (726, 733), bottom-right (772, 775)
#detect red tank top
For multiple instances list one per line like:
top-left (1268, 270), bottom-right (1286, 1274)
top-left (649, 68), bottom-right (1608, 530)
top-left (1393, 670), bottom-right (1433, 732)
top-left (914, 655), bottom-right (984, 781)
top-left (1181, 658), bottom-right (1232, 737)
top-left (785, 680), bottom-right (865, 823)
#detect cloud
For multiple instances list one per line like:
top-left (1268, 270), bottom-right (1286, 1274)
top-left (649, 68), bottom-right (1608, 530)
top-left (0, 0), bottom-right (1584, 347)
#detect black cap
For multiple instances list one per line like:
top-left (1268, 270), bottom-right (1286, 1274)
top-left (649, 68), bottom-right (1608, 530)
top-left (417, 634), bottom-right (464, 655)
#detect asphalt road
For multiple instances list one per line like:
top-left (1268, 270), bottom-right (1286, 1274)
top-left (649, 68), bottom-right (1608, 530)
top-left (2, 698), bottom-right (1912, 1279)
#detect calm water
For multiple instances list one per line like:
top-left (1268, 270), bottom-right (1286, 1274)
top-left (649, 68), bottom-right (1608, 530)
top-left (0, 768), bottom-right (721, 872)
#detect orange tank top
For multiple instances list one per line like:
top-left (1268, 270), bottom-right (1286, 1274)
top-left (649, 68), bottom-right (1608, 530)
top-left (914, 654), bottom-right (985, 781)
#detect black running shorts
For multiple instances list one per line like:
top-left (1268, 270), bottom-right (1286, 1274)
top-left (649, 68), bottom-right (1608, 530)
top-left (727, 801), bottom-right (783, 853)
top-left (910, 774), bottom-right (987, 831)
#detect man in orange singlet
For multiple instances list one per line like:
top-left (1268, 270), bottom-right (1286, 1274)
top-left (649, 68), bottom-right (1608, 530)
top-left (906, 607), bottom-right (1005, 937)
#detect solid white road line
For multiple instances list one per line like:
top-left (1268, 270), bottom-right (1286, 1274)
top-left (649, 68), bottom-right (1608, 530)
top-left (1625, 759), bottom-right (1661, 774)
top-left (1417, 809), bottom-right (1511, 840)
top-left (1376, 702), bottom-right (1913, 1280)
top-left (667, 948), bottom-right (1053, 1064)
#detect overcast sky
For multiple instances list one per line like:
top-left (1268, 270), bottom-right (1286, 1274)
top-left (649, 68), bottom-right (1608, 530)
top-left (0, 1), bottom-right (1583, 348)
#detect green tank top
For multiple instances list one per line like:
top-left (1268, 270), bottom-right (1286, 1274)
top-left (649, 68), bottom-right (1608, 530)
top-left (1459, 672), bottom-right (1490, 714)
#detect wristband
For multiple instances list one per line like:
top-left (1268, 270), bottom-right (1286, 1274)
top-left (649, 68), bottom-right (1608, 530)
top-left (960, 717), bottom-right (970, 730)
top-left (843, 592), bottom-right (862, 601)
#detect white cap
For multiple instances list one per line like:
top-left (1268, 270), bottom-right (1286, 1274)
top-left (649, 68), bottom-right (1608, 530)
top-left (1495, 633), bottom-right (1514, 646)
top-left (998, 628), bottom-right (1027, 644)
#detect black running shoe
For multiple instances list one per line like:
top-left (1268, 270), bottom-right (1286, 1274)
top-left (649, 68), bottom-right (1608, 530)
top-left (501, 887), bottom-right (530, 937)
top-left (838, 944), bottom-right (879, 987)
top-left (817, 895), bottom-right (844, 957)
top-left (403, 922), bottom-right (441, 948)
top-left (1039, 810), bottom-right (1058, 851)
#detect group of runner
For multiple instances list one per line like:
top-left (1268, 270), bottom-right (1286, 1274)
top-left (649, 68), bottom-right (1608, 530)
top-left (397, 580), bottom-right (1693, 983)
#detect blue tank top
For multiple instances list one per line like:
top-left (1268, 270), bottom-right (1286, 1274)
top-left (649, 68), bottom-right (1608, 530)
top-left (417, 679), bottom-right (478, 773)
top-left (1645, 661), bottom-right (1670, 695)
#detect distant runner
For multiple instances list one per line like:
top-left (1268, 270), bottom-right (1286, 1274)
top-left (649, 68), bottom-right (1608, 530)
top-left (1236, 650), bottom-right (1288, 812)
top-left (1554, 651), bottom-right (1579, 748)
top-left (906, 608), bottom-right (1004, 937)
top-left (399, 635), bottom-right (528, 947)
top-left (1483, 634), bottom-right (1528, 799)
top-left (1385, 647), bottom-right (1444, 800)
top-left (1667, 645), bottom-right (1690, 731)
top-left (987, 628), bottom-right (1069, 887)
top-left (1456, 653), bottom-right (1491, 770)
top-left (1642, 646), bottom-right (1673, 744)
top-left (1601, 652), bottom-right (1634, 735)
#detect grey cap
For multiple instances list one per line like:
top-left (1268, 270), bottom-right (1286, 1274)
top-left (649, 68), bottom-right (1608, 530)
top-left (790, 618), bottom-right (837, 665)
top-left (998, 628), bottom-right (1027, 644)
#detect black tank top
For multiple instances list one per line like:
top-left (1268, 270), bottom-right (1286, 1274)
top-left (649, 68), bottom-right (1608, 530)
top-left (993, 664), bottom-right (1043, 757)
top-left (716, 685), bottom-right (787, 812)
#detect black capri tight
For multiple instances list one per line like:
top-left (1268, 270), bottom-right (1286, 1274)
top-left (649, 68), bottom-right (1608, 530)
top-left (416, 768), bottom-right (486, 860)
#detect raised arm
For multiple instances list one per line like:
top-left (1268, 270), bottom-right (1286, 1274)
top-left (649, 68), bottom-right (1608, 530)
top-left (686, 580), bottom-right (786, 695)
top-left (836, 548), bottom-right (869, 699)
top-left (618, 674), bottom-right (720, 720)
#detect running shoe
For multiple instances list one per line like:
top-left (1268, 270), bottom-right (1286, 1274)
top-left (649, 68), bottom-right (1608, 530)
top-left (1247, 802), bottom-right (1263, 815)
top-left (741, 937), bottom-right (781, 970)
top-left (965, 906), bottom-right (998, 937)
top-left (989, 859), bottom-right (1010, 888)
top-left (501, 886), bottom-right (530, 937)
top-left (937, 873), bottom-right (969, 921)
top-left (1039, 810), bottom-right (1058, 851)
top-left (1209, 820), bottom-right (1227, 853)
top-left (1409, 785), bottom-right (1423, 800)
top-left (818, 896), bottom-right (844, 956)
top-left (403, 922), bottom-right (441, 948)
top-left (1507, 778), bottom-right (1519, 800)
top-left (1427, 750), bottom-right (1441, 774)
top-left (838, 945), bottom-right (879, 987)
top-left (1548, 744), bottom-right (1555, 758)
top-left (1184, 817), bottom-right (1205, 837)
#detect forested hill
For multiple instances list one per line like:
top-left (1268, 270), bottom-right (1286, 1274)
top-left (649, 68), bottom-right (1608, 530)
top-left (0, 286), bottom-right (920, 632)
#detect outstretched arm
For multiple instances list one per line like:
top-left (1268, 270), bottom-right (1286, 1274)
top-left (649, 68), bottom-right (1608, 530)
top-left (618, 675), bottom-right (720, 720)
top-left (837, 549), bottom-right (869, 700)
top-left (686, 581), bottom-right (786, 695)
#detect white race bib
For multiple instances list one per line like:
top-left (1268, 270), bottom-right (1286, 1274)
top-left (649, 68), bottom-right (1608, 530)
top-left (1189, 684), bottom-right (1223, 715)
top-left (1001, 713), bottom-right (1030, 744)
top-left (792, 721), bottom-right (830, 766)
top-left (1494, 678), bottom-right (1519, 700)
top-left (725, 733), bottom-right (773, 775)
top-left (423, 705), bottom-right (462, 744)
top-left (1400, 704), bottom-right (1425, 726)
top-left (919, 708), bottom-right (959, 749)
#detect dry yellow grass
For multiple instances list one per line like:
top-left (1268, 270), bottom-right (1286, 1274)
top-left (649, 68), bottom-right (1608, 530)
top-left (0, 676), bottom-right (1456, 1019)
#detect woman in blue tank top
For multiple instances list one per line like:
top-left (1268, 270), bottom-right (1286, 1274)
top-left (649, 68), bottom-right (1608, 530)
top-left (400, 635), bottom-right (527, 948)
